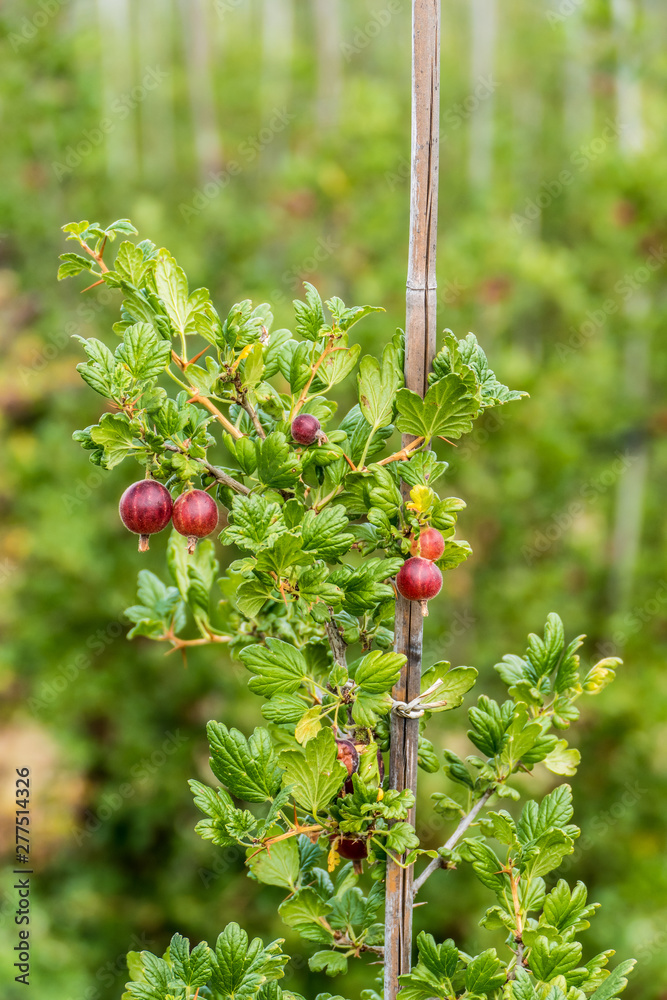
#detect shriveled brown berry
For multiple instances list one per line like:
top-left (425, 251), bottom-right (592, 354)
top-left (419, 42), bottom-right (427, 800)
top-left (119, 480), bottom-right (173, 552)
top-left (336, 739), bottom-right (359, 778)
top-left (335, 835), bottom-right (368, 861)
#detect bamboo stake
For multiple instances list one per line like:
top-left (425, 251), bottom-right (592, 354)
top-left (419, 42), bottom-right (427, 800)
top-left (384, 3), bottom-right (440, 998)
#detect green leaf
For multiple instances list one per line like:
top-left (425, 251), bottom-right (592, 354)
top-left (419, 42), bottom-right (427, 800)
top-left (517, 785), bottom-right (574, 844)
top-left (294, 283), bottom-right (325, 341)
top-left (459, 839), bottom-right (507, 893)
top-left (280, 729), bottom-right (346, 814)
top-left (468, 696), bottom-right (513, 757)
top-left (89, 413), bottom-right (142, 469)
top-left (279, 887), bottom-right (332, 929)
top-left (357, 339), bottom-right (403, 430)
top-left (430, 330), bottom-right (527, 409)
top-left (155, 250), bottom-right (210, 339)
top-left (112, 241), bottom-right (154, 286)
top-left (520, 828), bottom-right (574, 878)
top-left (395, 372), bottom-right (480, 441)
top-left (528, 937), bottom-right (582, 981)
top-left (168, 933), bottom-right (212, 989)
top-left (354, 650), bottom-right (406, 693)
top-left (115, 322), bottom-right (171, 380)
top-left (583, 657), bottom-right (620, 695)
top-left (438, 539), bottom-right (472, 571)
top-left (207, 722), bottom-right (283, 803)
top-left (464, 949), bottom-right (506, 993)
top-left (507, 970), bottom-right (539, 1000)
top-left (420, 662), bottom-right (477, 711)
top-left (190, 778), bottom-right (256, 846)
top-left (74, 335), bottom-right (124, 399)
top-left (240, 639), bottom-right (309, 698)
top-left (542, 880), bottom-right (599, 939)
top-left (222, 495), bottom-right (287, 553)
top-left (248, 835), bottom-right (301, 890)
top-left (308, 951), bottom-right (349, 977)
top-left (235, 577), bottom-right (274, 618)
top-left (398, 451), bottom-right (448, 488)
top-left (442, 749), bottom-right (475, 789)
top-left (315, 339), bottom-right (361, 392)
top-left (209, 923), bottom-right (288, 999)
top-left (588, 960), bottom-right (636, 999)
top-left (385, 821), bottom-right (420, 853)
top-left (544, 741), bottom-right (581, 776)
top-left (300, 505), bottom-right (354, 562)
top-left (255, 432), bottom-right (302, 490)
top-left (57, 252), bottom-right (95, 280)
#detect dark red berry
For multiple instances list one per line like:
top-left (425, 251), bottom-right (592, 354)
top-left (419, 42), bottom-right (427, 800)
top-left (119, 480), bottom-right (173, 552)
top-left (396, 557), bottom-right (443, 616)
top-left (172, 489), bottom-right (219, 553)
top-left (335, 836), bottom-right (369, 861)
top-left (410, 527), bottom-right (445, 562)
top-left (291, 413), bottom-right (321, 446)
top-left (336, 739), bottom-right (359, 778)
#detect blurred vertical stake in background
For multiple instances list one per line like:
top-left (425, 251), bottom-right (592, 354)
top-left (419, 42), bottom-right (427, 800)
top-left (0, 0), bottom-right (666, 997)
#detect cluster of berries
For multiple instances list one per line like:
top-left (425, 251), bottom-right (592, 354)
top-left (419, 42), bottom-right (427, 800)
top-left (119, 481), bottom-right (218, 554)
top-left (333, 738), bottom-right (385, 861)
top-left (396, 528), bottom-right (445, 616)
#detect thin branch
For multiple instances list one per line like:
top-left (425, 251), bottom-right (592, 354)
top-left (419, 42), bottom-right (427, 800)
top-left (291, 340), bottom-right (346, 417)
top-left (188, 391), bottom-right (244, 440)
top-left (412, 787), bottom-right (494, 897)
top-left (164, 634), bottom-right (230, 655)
top-left (375, 436), bottom-right (425, 467)
top-left (240, 397), bottom-right (267, 439)
top-left (79, 239), bottom-right (110, 273)
top-left (163, 442), bottom-right (250, 495)
top-left (325, 617), bottom-right (348, 669)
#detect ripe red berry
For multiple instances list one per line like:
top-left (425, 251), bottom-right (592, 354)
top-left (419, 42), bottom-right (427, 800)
top-left (291, 413), bottom-right (321, 446)
top-left (335, 835), bottom-right (368, 861)
top-left (172, 489), bottom-right (219, 553)
top-left (410, 527), bottom-right (445, 562)
top-left (396, 557), bottom-right (443, 616)
top-left (119, 480), bottom-right (173, 552)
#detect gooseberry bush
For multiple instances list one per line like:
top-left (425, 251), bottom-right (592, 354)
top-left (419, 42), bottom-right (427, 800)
top-left (59, 219), bottom-right (635, 1000)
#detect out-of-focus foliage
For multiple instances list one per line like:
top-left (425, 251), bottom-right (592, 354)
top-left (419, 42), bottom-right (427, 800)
top-left (0, 1), bottom-right (665, 998)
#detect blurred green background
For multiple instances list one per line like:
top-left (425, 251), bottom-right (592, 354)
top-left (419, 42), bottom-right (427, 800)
top-left (0, 0), bottom-right (666, 997)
